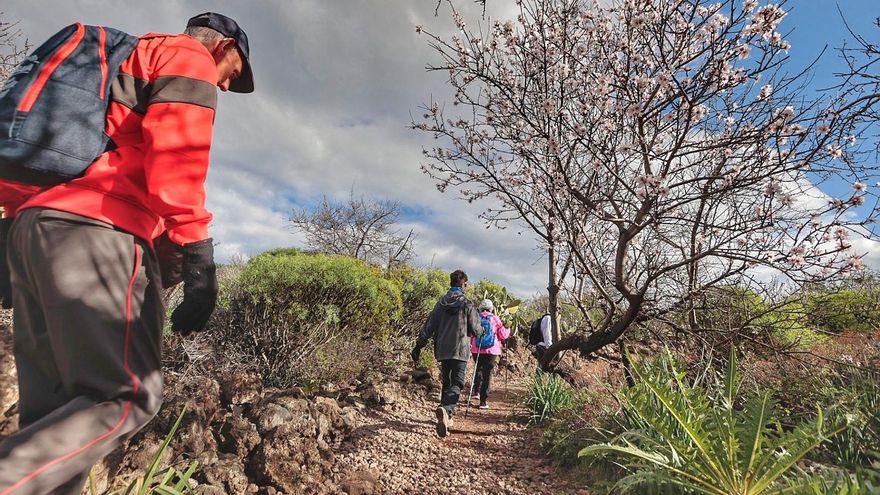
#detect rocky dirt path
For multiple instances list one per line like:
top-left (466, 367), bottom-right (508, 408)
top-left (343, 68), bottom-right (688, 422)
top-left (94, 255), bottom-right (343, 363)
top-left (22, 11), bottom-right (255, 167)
top-left (336, 374), bottom-right (588, 495)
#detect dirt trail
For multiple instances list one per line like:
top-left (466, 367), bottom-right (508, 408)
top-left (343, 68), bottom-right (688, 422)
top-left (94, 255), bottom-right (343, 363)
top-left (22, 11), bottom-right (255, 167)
top-left (336, 374), bottom-right (588, 495)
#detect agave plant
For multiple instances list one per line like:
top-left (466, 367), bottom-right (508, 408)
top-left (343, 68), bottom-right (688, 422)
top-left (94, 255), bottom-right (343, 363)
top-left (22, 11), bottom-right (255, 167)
top-left (579, 349), bottom-right (850, 494)
top-left (522, 370), bottom-right (577, 425)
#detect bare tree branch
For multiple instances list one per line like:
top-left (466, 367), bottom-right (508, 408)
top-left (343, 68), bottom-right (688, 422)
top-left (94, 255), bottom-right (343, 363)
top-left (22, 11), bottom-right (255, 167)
top-left (0, 13), bottom-right (29, 81)
top-left (289, 189), bottom-right (416, 269)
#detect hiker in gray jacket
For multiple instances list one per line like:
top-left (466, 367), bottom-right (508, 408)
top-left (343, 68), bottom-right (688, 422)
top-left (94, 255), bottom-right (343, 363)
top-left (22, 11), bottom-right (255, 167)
top-left (411, 269), bottom-right (484, 437)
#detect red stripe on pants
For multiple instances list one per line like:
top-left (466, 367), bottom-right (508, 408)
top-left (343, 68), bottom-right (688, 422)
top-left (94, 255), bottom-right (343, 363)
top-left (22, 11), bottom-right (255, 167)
top-left (0, 242), bottom-right (141, 495)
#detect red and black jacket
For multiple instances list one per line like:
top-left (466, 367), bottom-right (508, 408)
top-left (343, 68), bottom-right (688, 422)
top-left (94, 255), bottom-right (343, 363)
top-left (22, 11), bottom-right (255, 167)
top-left (0, 32), bottom-right (218, 246)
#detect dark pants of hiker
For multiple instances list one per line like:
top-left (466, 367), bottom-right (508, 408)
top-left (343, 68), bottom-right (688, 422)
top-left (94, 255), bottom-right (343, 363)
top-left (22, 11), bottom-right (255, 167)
top-left (471, 353), bottom-right (497, 402)
top-left (0, 208), bottom-right (164, 495)
top-left (439, 359), bottom-right (467, 417)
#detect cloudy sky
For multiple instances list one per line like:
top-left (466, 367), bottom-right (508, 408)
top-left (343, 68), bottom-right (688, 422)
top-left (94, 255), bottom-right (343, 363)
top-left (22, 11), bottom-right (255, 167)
top-left (2, 0), bottom-right (877, 297)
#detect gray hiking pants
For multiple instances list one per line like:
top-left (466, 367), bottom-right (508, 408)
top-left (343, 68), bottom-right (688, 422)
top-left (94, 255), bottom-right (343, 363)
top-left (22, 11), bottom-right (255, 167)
top-left (0, 208), bottom-right (164, 495)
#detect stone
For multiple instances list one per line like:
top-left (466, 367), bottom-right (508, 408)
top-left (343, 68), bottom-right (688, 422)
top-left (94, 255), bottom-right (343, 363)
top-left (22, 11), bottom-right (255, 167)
top-left (410, 369), bottom-right (431, 382)
top-left (248, 421), bottom-right (328, 494)
top-left (217, 414), bottom-right (261, 458)
top-left (219, 372), bottom-right (263, 406)
top-left (339, 469), bottom-right (379, 495)
top-left (340, 408), bottom-right (360, 431)
top-left (200, 458), bottom-right (250, 494)
top-left (254, 402), bottom-right (294, 434)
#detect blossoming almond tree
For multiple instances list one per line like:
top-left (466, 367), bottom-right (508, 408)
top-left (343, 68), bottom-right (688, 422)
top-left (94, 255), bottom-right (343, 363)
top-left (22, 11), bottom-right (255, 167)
top-left (414, 0), bottom-right (879, 369)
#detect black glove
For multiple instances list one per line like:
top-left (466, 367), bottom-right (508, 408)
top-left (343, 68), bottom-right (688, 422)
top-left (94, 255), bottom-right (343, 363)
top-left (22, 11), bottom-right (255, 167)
top-left (170, 238), bottom-right (218, 336)
top-left (411, 347), bottom-right (421, 364)
top-left (154, 232), bottom-right (184, 289)
top-left (0, 218), bottom-right (12, 309)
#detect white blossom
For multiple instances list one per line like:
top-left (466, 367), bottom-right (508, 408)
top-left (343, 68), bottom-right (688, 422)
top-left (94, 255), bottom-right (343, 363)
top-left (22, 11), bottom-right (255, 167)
top-left (735, 44), bottom-right (752, 59)
top-left (453, 12), bottom-right (466, 31)
top-left (690, 104), bottom-right (708, 123)
top-left (827, 145), bottom-right (843, 159)
top-left (846, 255), bottom-right (865, 272)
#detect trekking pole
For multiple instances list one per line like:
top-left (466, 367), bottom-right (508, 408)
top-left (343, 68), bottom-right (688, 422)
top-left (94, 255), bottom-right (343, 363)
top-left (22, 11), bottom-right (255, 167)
top-left (465, 350), bottom-right (481, 418)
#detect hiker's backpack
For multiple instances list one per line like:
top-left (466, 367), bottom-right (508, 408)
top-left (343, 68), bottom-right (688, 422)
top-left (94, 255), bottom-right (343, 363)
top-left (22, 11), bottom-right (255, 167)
top-left (475, 313), bottom-right (496, 349)
top-left (0, 23), bottom-right (138, 187)
top-left (528, 314), bottom-right (548, 345)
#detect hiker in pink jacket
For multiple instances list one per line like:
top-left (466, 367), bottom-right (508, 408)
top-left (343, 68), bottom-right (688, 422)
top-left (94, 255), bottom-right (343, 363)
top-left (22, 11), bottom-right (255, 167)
top-left (469, 299), bottom-right (511, 409)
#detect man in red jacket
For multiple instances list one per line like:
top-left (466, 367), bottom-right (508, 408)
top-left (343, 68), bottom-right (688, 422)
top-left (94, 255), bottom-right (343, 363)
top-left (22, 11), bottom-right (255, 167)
top-left (0, 12), bottom-right (253, 494)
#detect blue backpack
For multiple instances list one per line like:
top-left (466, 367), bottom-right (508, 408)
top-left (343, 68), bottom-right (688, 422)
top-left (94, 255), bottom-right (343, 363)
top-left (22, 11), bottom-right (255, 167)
top-left (475, 313), bottom-right (496, 349)
top-left (0, 23), bottom-right (137, 186)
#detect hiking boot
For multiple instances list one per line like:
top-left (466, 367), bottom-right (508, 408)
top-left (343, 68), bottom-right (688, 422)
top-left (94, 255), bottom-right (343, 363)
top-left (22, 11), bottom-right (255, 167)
top-left (479, 401), bottom-right (489, 410)
top-left (435, 406), bottom-right (449, 437)
top-left (470, 393), bottom-right (480, 402)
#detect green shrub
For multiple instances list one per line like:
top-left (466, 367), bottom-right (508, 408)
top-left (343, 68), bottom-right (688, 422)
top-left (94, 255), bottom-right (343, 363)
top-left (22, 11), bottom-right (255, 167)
top-left (470, 279), bottom-right (506, 302)
top-left (521, 371), bottom-right (577, 425)
top-left (541, 402), bottom-right (624, 492)
top-left (542, 411), bottom-right (587, 468)
top-left (240, 249), bottom-right (402, 332)
top-left (541, 389), bottom-right (619, 465)
top-left (805, 289), bottom-right (880, 333)
top-left (416, 345), bottom-right (436, 369)
top-left (759, 302), bottom-right (827, 351)
top-left (387, 265), bottom-right (447, 337)
top-left (214, 249), bottom-right (403, 387)
top-left (695, 286), bottom-right (768, 333)
top-left (393, 266), bottom-right (447, 313)
top-left (815, 369), bottom-right (880, 470)
top-left (580, 349), bottom-right (850, 494)
top-left (764, 350), bottom-right (880, 470)
top-left (693, 287), bottom-right (828, 351)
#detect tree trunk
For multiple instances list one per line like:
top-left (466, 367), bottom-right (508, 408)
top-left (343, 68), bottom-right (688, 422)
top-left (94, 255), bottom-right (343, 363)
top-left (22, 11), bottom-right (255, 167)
top-left (548, 240), bottom-right (560, 344)
top-left (539, 296), bottom-right (644, 372)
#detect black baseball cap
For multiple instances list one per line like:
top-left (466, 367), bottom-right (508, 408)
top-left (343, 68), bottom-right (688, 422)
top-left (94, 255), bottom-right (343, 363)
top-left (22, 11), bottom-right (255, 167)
top-left (186, 12), bottom-right (254, 93)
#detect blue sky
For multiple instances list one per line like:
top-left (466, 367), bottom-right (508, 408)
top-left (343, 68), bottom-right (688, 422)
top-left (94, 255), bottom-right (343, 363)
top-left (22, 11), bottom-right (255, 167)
top-left (1, 1), bottom-right (878, 298)
top-left (784, 0), bottom-right (878, 92)
top-left (782, 1), bottom-right (879, 209)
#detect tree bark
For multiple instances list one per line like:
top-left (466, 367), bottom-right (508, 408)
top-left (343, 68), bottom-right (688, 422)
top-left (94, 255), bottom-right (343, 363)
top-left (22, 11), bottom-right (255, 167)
top-left (548, 238), bottom-right (560, 344)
